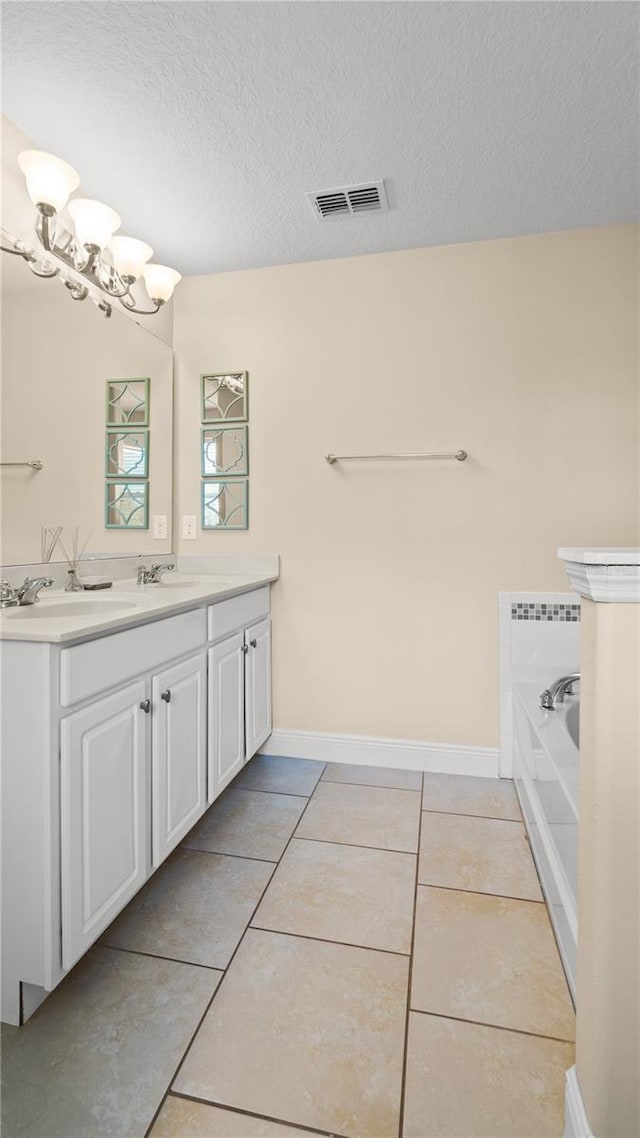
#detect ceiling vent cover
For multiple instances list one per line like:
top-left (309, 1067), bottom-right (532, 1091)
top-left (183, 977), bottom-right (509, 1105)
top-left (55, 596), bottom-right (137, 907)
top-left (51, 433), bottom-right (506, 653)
top-left (307, 181), bottom-right (388, 220)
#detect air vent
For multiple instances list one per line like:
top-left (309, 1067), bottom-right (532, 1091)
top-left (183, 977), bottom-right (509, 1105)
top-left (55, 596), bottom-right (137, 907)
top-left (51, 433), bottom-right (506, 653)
top-left (306, 181), bottom-right (388, 220)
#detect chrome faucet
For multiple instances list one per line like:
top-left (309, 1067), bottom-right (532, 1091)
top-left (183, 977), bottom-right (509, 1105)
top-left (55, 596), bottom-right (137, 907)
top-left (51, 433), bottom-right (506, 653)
top-left (137, 562), bottom-right (175, 585)
top-left (540, 673), bottom-right (580, 710)
top-left (0, 576), bottom-right (54, 608)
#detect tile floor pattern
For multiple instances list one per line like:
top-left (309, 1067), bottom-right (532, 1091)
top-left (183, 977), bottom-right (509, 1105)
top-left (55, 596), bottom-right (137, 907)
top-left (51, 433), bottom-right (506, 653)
top-left (1, 760), bottom-right (575, 1138)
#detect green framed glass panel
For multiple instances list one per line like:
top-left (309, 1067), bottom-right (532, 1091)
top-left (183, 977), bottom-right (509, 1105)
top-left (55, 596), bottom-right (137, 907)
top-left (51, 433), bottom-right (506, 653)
top-left (201, 425), bottom-right (248, 477)
top-left (201, 372), bottom-right (248, 423)
top-left (106, 429), bottom-right (149, 478)
top-left (201, 479), bottom-right (248, 530)
top-left (106, 378), bottom-right (150, 426)
top-left (105, 481), bottom-right (149, 529)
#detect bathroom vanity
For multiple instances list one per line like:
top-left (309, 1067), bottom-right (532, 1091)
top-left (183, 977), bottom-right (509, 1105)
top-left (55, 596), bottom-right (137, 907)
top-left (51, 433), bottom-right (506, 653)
top-left (0, 570), bottom-right (276, 1025)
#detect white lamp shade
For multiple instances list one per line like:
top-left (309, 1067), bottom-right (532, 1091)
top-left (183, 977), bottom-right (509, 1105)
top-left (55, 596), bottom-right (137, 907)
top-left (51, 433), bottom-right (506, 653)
top-left (68, 198), bottom-right (121, 249)
top-left (18, 149), bottom-right (80, 212)
top-left (142, 264), bottom-right (182, 302)
top-left (109, 236), bottom-right (153, 279)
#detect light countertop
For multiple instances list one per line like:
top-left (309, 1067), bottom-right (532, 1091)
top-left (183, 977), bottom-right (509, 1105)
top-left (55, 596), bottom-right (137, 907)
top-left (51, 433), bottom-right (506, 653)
top-left (0, 571), bottom-right (278, 644)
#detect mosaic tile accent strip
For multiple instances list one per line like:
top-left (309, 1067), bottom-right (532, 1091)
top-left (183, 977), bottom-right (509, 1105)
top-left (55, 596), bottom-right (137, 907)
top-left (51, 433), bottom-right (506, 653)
top-left (511, 603), bottom-right (580, 622)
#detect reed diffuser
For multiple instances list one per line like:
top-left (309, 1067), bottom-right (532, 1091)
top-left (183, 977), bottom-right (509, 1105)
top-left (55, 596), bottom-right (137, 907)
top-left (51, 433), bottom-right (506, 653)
top-left (54, 527), bottom-right (92, 592)
top-left (40, 526), bottom-right (63, 564)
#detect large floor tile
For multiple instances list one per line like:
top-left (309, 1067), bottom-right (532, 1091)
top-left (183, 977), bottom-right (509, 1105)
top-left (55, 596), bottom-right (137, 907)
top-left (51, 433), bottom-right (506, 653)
top-left (174, 928), bottom-right (408, 1138)
top-left (411, 887), bottom-right (575, 1040)
top-left (403, 1012), bottom-right (574, 1138)
top-left (182, 788), bottom-right (307, 861)
top-left (296, 781), bottom-right (421, 852)
top-left (322, 761), bottom-right (422, 792)
top-left (0, 947), bottom-right (219, 1138)
top-left (253, 838), bottom-right (415, 953)
top-left (102, 849), bottom-right (273, 969)
top-left (232, 754), bottom-right (324, 796)
top-left (150, 1096), bottom-right (320, 1137)
top-left (423, 773), bottom-right (521, 820)
top-left (418, 812), bottom-right (542, 900)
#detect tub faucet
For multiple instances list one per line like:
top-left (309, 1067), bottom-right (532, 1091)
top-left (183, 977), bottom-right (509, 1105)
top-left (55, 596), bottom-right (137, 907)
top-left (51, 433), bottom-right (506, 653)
top-left (540, 673), bottom-right (580, 710)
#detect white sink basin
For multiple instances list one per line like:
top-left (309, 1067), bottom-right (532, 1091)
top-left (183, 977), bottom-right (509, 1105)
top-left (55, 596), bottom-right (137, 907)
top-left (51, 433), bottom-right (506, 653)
top-left (3, 599), bottom-right (141, 619)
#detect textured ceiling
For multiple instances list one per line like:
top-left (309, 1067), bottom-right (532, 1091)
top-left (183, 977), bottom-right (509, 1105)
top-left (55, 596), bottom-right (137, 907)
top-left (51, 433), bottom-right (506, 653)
top-left (2, 1), bottom-right (637, 276)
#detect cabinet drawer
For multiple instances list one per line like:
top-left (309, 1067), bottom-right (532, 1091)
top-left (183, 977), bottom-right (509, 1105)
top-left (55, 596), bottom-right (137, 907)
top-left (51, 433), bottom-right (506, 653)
top-left (60, 609), bottom-right (207, 707)
top-left (208, 586), bottom-right (270, 642)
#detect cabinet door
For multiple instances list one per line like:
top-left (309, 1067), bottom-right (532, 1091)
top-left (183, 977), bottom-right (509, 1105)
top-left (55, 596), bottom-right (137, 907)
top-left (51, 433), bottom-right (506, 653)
top-left (208, 632), bottom-right (245, 802)
top-left (152, 653), bottom-right (207, 867)
top-left (245, 617), bottom-right (272, 759)
top-left (60, 681), bottom-right (149, 971)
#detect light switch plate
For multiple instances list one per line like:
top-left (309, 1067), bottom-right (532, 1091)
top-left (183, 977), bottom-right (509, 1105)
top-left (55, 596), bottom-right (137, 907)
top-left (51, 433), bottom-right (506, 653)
top-left (152, 515), bottom-right (167, 540)
top-left (182, 515), bottom-right (197, 540)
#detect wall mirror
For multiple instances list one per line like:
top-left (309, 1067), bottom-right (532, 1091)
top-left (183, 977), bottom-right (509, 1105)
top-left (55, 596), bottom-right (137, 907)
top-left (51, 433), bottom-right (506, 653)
top-left (106, 430), bottom-right (149, 478)
top-left (201, 426), bottom-right (248, 477)
top-left (201, 480), bottom-right (248, 529)
top-left (201, 372), bottom-right (248, 423)
top-left (1, 249), bottom-right (173, 564)
top-left (105, 482), bottom-right (149, 529)
top-left (106, 379), bottom-right (150, 426)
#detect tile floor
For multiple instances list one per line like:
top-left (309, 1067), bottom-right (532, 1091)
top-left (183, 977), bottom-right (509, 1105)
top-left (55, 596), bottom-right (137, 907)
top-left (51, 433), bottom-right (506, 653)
top-left (1, 757), bottom-right (575, 1138)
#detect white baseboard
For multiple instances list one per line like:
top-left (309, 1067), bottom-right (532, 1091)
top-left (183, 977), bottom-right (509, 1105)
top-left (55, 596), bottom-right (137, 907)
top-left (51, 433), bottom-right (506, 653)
top-left (564, 1068), bottom-right (595, 1138)
top-left (259, 728), bottom-right (499, 777)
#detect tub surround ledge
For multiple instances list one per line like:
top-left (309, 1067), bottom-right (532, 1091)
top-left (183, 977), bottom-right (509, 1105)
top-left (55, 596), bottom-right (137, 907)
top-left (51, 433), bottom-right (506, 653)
top-left (558, 547), bottom-right (640, 603)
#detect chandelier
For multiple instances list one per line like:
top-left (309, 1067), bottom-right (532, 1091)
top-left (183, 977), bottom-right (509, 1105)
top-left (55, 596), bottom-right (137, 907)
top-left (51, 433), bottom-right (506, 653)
top-left (1, 150), bottom-right (181, 317)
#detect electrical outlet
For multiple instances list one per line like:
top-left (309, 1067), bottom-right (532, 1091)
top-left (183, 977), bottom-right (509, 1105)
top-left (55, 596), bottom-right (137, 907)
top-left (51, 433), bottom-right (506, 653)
top-left (182, 515), bottom-right (197, 540)
top-left (152, 515), bottom-right (167, 540)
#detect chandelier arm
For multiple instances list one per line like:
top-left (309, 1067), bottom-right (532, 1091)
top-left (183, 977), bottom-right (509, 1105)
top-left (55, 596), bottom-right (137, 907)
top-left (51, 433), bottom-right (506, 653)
top-left (39, 212), bottom-right (53, 253)
top-left (95, 261), bottom-right (132, 298)
top-left (0, 243), bottom-right (34, 259)
top-left (118, 293), bottom-right (162, 316)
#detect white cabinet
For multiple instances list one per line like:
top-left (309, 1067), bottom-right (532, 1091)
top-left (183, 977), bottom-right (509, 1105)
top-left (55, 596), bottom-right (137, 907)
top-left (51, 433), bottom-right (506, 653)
top-left (245, 617), bottom-right (272, 757)
top-left (208, 616), bottom-right (272, 802)
top-left (60, 682), bottom-right (149, 971)
top-left (152, 653), bottom-right (207, 866)
top-left (1, 581), bottom-right (273, 1024)
top-left (208, 632), bottom-right (245, 800)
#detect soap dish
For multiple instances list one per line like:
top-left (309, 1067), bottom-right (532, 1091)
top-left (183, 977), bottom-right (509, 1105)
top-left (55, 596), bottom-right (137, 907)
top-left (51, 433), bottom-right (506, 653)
top-left (82, 577), bottom-right (113, 590)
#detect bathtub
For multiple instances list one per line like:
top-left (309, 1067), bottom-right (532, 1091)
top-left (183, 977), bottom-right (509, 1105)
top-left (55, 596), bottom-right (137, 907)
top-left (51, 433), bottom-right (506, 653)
top-left (512, 679), bottom-right (579, 1001)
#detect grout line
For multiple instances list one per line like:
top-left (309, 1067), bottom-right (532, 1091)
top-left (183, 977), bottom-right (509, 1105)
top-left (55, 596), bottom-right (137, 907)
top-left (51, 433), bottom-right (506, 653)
top-left (167, 1091), bottom-right (338, 1137)
top-left (421, 807), bottom-right (523, 824)
top-left (322, 775), bottom-right (424, 793)
top-left (144, 782), bottom-right (321, 1138)
top-left (409, 1007), bottom-right (575, 1046)
top-left (249, 924), bottom-right (410, 959)
top-left (294, 835), bottom-right (418, 857)
top-left (180, 844), bottom-right (279, 865)
top-left (230, 783), bottom-right (321, 799)
top-left (416, 881), bottom-right (545, 905)
top-left (100, 943), bottom-right (226, 973)
top-left (398, 770), bottom-right (424, 1138)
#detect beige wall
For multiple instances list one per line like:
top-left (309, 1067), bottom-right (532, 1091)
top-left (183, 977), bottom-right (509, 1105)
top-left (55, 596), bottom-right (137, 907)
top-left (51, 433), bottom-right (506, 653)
top-left (174, 225), bottom-right (639, 749)
top-left (576, 600), bottom-right (639, 1138)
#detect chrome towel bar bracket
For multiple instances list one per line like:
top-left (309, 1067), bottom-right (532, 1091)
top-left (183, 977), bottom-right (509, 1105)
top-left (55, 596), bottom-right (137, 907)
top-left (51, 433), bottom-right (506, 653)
top-left (0, 460), bottom-right (43, 470)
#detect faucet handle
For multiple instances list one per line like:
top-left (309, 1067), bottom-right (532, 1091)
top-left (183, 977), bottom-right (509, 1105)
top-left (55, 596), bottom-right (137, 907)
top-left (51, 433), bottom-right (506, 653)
top-left (0, 580), bottom-right (19, 608)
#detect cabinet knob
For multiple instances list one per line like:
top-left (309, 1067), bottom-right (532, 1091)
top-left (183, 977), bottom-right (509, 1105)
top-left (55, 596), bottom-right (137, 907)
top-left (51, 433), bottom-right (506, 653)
top-left (241, 644), bottom-right (249, 655)
top-left (161, 689), bottom-right (171, 703)
top-left (250, 639), bottom-right (257, 648)
top-left (139, 699), bottom-right (151, 714)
